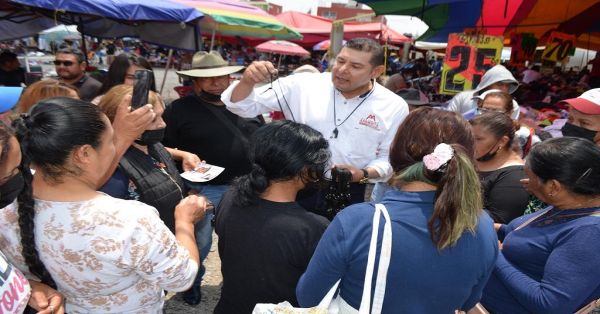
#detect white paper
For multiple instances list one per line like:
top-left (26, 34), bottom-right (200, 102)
top-left (180, 164), bottom-right (225, 183)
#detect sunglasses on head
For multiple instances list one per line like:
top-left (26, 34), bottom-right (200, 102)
top-left (53, 60), bottom-right (75, 66)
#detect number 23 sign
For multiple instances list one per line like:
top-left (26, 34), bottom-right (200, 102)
top-left (440, 33), bottom-right (503, 95)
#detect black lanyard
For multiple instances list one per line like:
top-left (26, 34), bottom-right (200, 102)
top-left (331, 84), bottom-right (375, 139)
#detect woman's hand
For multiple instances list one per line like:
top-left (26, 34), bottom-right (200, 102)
top-left (112, 95), bottom-right (155, 145)
top-left (28, 281), bottom-right (65, 314)
top-left (164, 148), bottom-right (203, 172)
top-left (175, 194), bottom-right (211, 225)
top-left (181, 153), bottom-right (202, 172)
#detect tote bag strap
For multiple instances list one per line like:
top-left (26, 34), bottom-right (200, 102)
top-left (371, 204), bottom-right (392, 314)
top-left (358, 203), bottom-right (392, 314)
top-left (317, 279), bottom-right (341, 309)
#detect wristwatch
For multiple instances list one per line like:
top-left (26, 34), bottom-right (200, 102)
top-left (359, 169), bottom-right (369, 184)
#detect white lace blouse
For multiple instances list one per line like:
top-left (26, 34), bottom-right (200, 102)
top-left (0, 194), bottom-right (198, 314)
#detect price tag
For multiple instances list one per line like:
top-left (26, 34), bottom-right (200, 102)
top-left (542, 31), bottom-right (575, 62)
top-left (510, 33), bottom-right (538, 64)
top-left (440, 33), bottom-right (503, 95)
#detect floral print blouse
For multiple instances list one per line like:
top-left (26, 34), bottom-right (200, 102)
top-left (0, 194), bottom-right (198, 314)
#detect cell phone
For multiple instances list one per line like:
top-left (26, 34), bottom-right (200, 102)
top-left (131, 69), bottom-right (153, 109)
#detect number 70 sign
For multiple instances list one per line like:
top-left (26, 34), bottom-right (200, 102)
top-left (542, 31), bottom-right (575, 63)
top-left (440, 33), bottom-right (503, 95)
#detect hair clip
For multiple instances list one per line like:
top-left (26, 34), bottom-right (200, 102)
top-left (423, 143), bottom-right (454, 172)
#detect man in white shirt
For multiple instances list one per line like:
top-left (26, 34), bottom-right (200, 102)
top-left (221, 38), bottom-right (408, 210)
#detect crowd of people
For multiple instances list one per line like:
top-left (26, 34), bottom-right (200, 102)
top-left (0, 37), bottom-right (598, 314)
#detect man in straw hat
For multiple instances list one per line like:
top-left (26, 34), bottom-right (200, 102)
top-left (162, 51), bottom-right (263, 305)
top-left (222, 38), bottom-right (408, 207)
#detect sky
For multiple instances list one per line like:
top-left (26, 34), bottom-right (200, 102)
top-left (268, 0), bottom-right (429, 37)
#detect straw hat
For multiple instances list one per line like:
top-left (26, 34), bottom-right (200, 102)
top-left (176, 51), bottom-right (244, 78)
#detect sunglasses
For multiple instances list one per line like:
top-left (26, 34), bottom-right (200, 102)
top-left (53, 60), bottom-right (76, 66)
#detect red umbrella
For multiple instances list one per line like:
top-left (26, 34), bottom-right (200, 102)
top-left (313, 39), bottom-right (347, 51)
top-left (256, 40), bottom-right (310, 57)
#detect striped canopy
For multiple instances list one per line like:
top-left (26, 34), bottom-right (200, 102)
top-left (503, 0), bottom-right (600, 51)
top-left (174, 0), bottom-right (302, 40)
top-left (358, 0), bottom-right (600, 49)
top-left (356, 0), bottom-right (484, 42)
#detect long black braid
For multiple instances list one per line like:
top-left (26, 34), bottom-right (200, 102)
top-left (12, 115), bottom-right (56, 288)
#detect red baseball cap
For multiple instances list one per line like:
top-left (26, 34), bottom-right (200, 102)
top-left (560, 88), bottom-right (600, 115)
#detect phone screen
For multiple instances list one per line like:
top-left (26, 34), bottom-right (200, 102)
top-left (131, 69), bottom-right (153, 109)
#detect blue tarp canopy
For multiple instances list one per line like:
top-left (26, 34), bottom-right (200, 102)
top-left (2, 0), bottom-right (205, 50)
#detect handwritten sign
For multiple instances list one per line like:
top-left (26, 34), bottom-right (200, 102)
top-left (510, 33), bottom-right (538, 64)
top-left (440, 33), bottom-right (503, 95)
top-left (542, 31), bottom-right (575, 62)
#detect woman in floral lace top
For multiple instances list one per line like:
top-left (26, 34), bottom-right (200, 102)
top-left (0, 98), bottom-right (209, 313)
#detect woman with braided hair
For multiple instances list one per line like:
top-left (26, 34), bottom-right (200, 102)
top-left (0, 97), bottom-right (210, 313)
top-left (0, 122), bottom-right (64, 314)
top-left (214, 120), bottom-right (331, 314)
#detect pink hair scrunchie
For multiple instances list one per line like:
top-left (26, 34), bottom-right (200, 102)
top-left (423, 143), bottom-right (454, 172)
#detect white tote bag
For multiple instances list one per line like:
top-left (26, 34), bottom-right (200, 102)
top-left (333, 203), bottom-right (392, 314)
top-left (252, 203), bottom-right (392, 314)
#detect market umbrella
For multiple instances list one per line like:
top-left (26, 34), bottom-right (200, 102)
top-left (356, 0), bottom-right (485, 42)
top-left (503, 0), bottom-right (600, 50)
top-left (276, 11), bottom-right (410, 48)
top-left (313, 39), bottom-right (347, 51)
top-left (0, 0), bottom-right (56, 41)
top-left (256, 40), bottom-right (309, 70)
top-left (39, 24), bottom-right (80, 42)
top-left (173, 0), bottom-right (302, 49)
top-left (6, 0), bottom-right (204, 50)
top-left (256, 40), bottom-right (310, 56)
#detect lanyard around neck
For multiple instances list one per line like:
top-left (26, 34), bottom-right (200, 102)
top-left (331, 84), bottom-right (375, 139)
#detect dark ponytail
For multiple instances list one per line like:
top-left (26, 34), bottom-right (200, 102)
top-left (12, 116), bottom-right (56, 287)
top-left (232, 121), bottom-right (330, 206)
top-left (232, 164), bottom-right (269, 206)
top-left (427, 145), bottom-right (482, 249)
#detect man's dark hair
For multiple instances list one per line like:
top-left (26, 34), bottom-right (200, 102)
top-left (56, 48), bottom-right (85, 63)
top-left (0, 50), bottom-right (17, 65)
top-left (344, 38), bottom-right (384, 67)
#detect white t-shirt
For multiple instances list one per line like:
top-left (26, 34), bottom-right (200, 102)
top-left (222, 72), bottom-right (409, 181)
top-left (0, 195), bottom-right (198, 314)
top-left (0, 250), bottom-right (31, 314)
top-left (522, 69), bottom-right (542, 84)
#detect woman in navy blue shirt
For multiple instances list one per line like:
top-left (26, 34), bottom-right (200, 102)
top-left (297, 108), bottom-right (498, 313)
top-left (482, 137), bottom-right (600, 313)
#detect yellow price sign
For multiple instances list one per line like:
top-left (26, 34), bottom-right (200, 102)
top-left (440, 33), bottom-right (503, 95)
top-left (542, 31), bottom-right (575, 62)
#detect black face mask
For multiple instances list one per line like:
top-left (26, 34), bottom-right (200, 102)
top-left (135, 128), bottom-right (165, 146)
top-left (561, 123), bottom-right (598, 142)
top-left (476, 141), bottom-right (501, 162)
top-left (198, 91), bottom-right (222, 102)
top-left (0, 171), bottom-right (24, 209)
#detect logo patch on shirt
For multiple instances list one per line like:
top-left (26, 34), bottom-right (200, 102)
top-left (359, 114), bottom-right (380, 130)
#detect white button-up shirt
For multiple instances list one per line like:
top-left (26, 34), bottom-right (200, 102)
top-left (221, 72), bottom-right (409, 181)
